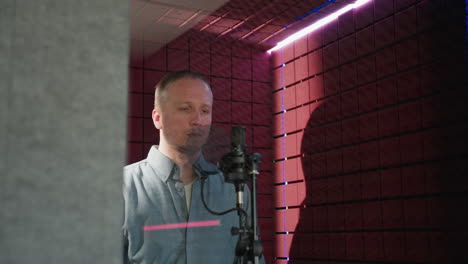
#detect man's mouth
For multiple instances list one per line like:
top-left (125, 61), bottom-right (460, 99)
top-left (187, 131), bottom-right (203, 137)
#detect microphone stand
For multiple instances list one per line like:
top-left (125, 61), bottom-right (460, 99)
top-left (219, 127), bottom-right (263, 264)
top-left (197, 126), bottom-right (263, 264)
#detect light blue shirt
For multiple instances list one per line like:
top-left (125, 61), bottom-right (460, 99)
top-left (122, 146), bottom-right (262, 264)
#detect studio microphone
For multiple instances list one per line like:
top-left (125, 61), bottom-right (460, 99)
top-left (219, 126), bottom-right (248, 209)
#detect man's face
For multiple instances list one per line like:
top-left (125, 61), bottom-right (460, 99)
top-left (153, 78), bottom-right (213, 154)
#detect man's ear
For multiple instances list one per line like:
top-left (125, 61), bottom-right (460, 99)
top-left (152, 108), bottom-right (163, 130)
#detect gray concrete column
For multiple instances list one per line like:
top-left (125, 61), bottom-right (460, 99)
top-left (0, 1), bottom-right (129, 263)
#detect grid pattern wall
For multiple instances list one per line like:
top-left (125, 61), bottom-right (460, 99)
top-left (271, 0), bottom-right (467, 263)
top-left (127, 30), bottom-right (275, 263)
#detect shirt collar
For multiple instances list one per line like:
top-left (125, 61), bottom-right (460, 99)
top-left (146, 145), bottom-right (216, 182)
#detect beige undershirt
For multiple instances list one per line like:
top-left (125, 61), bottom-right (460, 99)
top-left (184, 181), bottom-right (194, 211)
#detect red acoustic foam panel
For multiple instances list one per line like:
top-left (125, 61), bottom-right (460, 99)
top-left (375, 0), bottom-right (394, 20)
top-left (128, 93), bottom-right (143, 117)
top-left (309, 75), bottom-right (324, 101)
top-left (327, 177), bottom-right (344, 203)
top-left (252, 82), bottom-right (272, 104)
top-left (382, 199), bottom-right (404, 229)
top-left (129, 69), bottom-right (143, 92)
top-left (395, 6), bottom-right (417, 39)
top-left (212, 100), bottom-right (231, 123)
top-left (403, 197), bottom-right (428, 228)
top-left (294, 37), bottom-right (308, 58)
top-left (308, 49), bottom-right (323, 76)
top-left (345, 203), bottom-right (363, 230)
top-left (296, 105), bottom-right (310, 130)
top-left (343, 173), bottom-right (361, 200)
top-left (354, 0), bottom-right (374, 29)
top-left (258, 194), bottom-right (274, 217)
top-left (339, 10), bottom-right (355, 37)
top-left (346, 233), bottom-right (364, 259)
top-left (143, 70), bottom-right (166, 93)
top-left (395, 37), bottom-right (419, 70)
top-left (325, 96), bottom-right (341, 122)
top-left (356, 25), bottom-right (375, 56)
top-left (143, 118), bottom-right (158, 143)
top-left (398, 69), bottom-right (421, 100)
top-left (232, 58), bottom-right (252, 80)
top-left (211, 55), bottom-right (231, 78)
top-left (342, 145), bottom-right (360, 173)
top-left (294, 56), bottom-right (308, 82)
top-left (231, 102), bottom-right (252, 124)
top-left (322, 42), bottom-right (339, 70)
top-left (127, 117), bottom-right (143, 142)
top-left (189, 52), bottom-right (210, 76)
top-left (361, 170), bottom-right (381, 199)
top-left (323, 68), bottom-right (340, 96)
top-left (127, 143), bottom-right (144, 164)
top-left (232, 79), bottom-right (252, 102)
top-left (210, 77), bottom-right (231, 101)
top-left (284, 110), bottom-right (297, 134)
top-left (232, 42), bottom-right (251, 58)
top-left (341, 117), bottom-right (360, 145)
top-left (341, 89), bottom-right (358, 118)
top-left (144, 47), bottom-right (167, 71)
top-left (356, 55), bottom-right (376, 85)
top-left (380, 167), bottom-right (402, 197)
top-left (363, 232), bottom-right (384, 261)
top-left (329, 232), bottom-right (346, 258)
top-left (284, 85), bottom-right (296, 110)
top-left (383, 232), bottom-right (404, 262)
top-left (275, 234), bottom-right (293, 258)
top-left (253, 104), bottom-right (272, 126)
top-left (252, 60), bottom-right (271, 82)
top-left (374, 16), bottom-right (395, 49)
top-left (142, 94), bottom-right (154, 118)
top-left (399, 100), bottom-right (421, 132)
top-left (295, 81), bottom-right (309, 106)
top-left (283, 62), bottom-right (296, 87)
top-left (362, 201), bottom-right (383, 229)
top-left (253, 126), bottom-right (272, 148)
top-left (405, 232), bottom-right (431, 262)
top-left (377, 76), bottom-right (398, 106)
top-left (274, 184), bottom-right (299, 207)
top-left (322, 19), bottom-right (338, 45)
top-left (376, 46), bottom-right (396, 77)
top-left (325, 121), bottom-right (342, 148)
top-left (360, 141), bottom-right (379, 169)
top-left (340, 61), bottom-right (357, 91)
top-left (339, 34), bottom-right (356, 64)
top-left (167, 49), bottom-right (189, 71)
top-left (359, 112), bottom-right (378, 141)
top-left (399, 132), bottom-right (423, 164)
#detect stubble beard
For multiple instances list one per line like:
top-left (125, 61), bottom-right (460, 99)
top-left (165, 126), bottom-right (210, 156)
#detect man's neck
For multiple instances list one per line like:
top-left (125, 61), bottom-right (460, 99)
top-left (158, 142), bottom-right (200, 184)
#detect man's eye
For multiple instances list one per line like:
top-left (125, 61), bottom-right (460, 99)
top-left (202, 109), bottom-right (210, 114)
top-left (179, 107), bottom-right (189, 111)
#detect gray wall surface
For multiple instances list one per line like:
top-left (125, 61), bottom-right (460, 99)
top-left (0, 1), bottom-right (129, 263)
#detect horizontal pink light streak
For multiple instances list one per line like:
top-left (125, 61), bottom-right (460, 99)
top-left (267, 0), bottom-right (372, 53)
top-left (143, 220), bottom-right (220, 231)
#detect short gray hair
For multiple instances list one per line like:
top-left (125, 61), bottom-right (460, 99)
top-left (154, 70), bottom-right (211, 108)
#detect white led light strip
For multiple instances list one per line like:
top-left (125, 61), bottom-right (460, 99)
top-left (267, 0), bottom-right (372, 53)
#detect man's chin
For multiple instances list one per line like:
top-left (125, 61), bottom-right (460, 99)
top-left (177, 143), bottom-right (205, 155)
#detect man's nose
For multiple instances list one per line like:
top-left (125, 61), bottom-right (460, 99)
top-left (190, 111), bottom-right (203, 125)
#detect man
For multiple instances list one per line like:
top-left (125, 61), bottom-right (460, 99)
top-left (122, 71), bottom-right (261, 264)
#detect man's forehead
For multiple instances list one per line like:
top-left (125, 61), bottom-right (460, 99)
top-left (167, 78), bottom-right (212, 97)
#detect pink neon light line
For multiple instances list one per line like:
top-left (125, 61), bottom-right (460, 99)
top-left (143, 220), bottom-right (220, 231)
top-left (267, 0), bottom-right (372, 53)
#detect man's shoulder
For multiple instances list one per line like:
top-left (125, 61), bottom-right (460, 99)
top-left (123, 159), bottom-right (151, 186)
